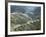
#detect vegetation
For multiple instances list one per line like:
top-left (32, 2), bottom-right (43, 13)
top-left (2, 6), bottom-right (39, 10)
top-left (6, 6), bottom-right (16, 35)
top-left (10, 13), bottom-right (41, 31)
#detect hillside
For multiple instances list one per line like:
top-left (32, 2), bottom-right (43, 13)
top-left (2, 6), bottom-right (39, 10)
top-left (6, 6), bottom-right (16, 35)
top-left (10, 12), bottom-right (41, 31)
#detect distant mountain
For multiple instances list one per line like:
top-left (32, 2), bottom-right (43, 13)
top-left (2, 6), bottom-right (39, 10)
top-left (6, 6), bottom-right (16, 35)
top-left (11, 6), bottom-right (41, 20)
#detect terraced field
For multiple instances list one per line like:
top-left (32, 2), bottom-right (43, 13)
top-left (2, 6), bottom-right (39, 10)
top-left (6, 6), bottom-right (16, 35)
top-left (10, 12), bottom-right (41, 31)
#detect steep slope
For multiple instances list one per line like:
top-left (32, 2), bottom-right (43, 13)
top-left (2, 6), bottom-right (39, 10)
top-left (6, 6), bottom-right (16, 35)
top-left (11, 12), bottom-right (33, 31)
top-left (11, 12), bottom-right (41, 31)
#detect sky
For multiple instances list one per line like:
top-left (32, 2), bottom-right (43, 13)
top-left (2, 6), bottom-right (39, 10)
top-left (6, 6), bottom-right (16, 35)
top-left (11, 5), bottom-right (41, 14)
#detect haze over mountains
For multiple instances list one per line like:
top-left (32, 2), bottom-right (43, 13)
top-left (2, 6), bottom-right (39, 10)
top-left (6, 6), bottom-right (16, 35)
top-left (11, 5), bottom-right (41, 20)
